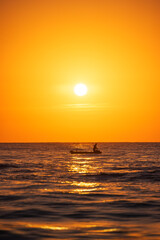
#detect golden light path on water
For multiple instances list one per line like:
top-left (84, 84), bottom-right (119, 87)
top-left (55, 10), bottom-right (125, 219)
top-left (0, 220), bottom-right (122, 234)
top-left (0, 220), bottom-right (160, 239)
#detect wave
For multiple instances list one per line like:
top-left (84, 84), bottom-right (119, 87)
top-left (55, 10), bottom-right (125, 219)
top-left (0, 163), bottom-right (19, 169)
top-left (129, 169), bottom-right (160, 182)
top-left (83, 170), bottom-right (160, 182)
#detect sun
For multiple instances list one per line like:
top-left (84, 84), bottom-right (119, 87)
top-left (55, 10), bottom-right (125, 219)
top-left (74, 83), bottom-right (88, 96)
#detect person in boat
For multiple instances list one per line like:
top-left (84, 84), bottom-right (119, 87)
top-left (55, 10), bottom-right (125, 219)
top-left (93, 143), bottom-right (99, 152)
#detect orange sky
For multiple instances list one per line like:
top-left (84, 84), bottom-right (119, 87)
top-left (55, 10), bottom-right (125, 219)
top-left (1, 0), bottom-right (160, 142)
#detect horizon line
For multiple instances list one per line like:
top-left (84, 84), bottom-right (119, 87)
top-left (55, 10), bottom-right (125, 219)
top-left (0, 141), bottom-right (159, 144)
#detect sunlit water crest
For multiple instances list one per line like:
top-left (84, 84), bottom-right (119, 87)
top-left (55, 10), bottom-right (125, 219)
top-left (0, 143), bottom-right (160, 239)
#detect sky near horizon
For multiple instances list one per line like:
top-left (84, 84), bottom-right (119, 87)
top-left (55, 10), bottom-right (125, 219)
top-left (1, 0), bottom-right (160, 142)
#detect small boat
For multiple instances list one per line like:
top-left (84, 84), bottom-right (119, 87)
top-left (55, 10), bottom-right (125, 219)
top-left (70, 148), bottom-right (102, 154)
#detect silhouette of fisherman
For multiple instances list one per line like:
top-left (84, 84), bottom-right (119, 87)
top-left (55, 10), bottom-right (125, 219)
top-left (93, 143), bottom-right (98, 152)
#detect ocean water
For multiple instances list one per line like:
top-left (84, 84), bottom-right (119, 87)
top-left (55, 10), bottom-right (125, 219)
top-left (0, 143), bottom-right (160, 240)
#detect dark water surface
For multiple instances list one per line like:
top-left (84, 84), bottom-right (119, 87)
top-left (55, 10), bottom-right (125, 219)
top-left (0, 143), bottom-right (160, 239)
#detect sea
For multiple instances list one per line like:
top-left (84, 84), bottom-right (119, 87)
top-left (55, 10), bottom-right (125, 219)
top-left (0, 142), bottom-right (160, 240)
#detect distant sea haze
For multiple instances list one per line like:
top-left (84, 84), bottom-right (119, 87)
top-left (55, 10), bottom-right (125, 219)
top-left (0, 142), bottom-right (160, 239)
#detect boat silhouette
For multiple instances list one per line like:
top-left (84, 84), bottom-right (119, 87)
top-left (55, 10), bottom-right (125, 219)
top-left (70, 148), bottom-right (102, 154)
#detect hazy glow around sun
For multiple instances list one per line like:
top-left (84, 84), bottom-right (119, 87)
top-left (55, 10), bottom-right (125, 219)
top-left (74, 83), bottom-right (88, 96)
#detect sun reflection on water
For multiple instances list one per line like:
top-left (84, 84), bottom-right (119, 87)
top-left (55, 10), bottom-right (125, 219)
top-left (0, 220), bottom-right (159, 239)
top-left (26, 221), bottom-right (120, 233)
top-left (68, 155), bottom-right (100, 174)
top-left (72, 181), bottom-right (98, 187)
top-left (70, 181), bottom-right (100, 194)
